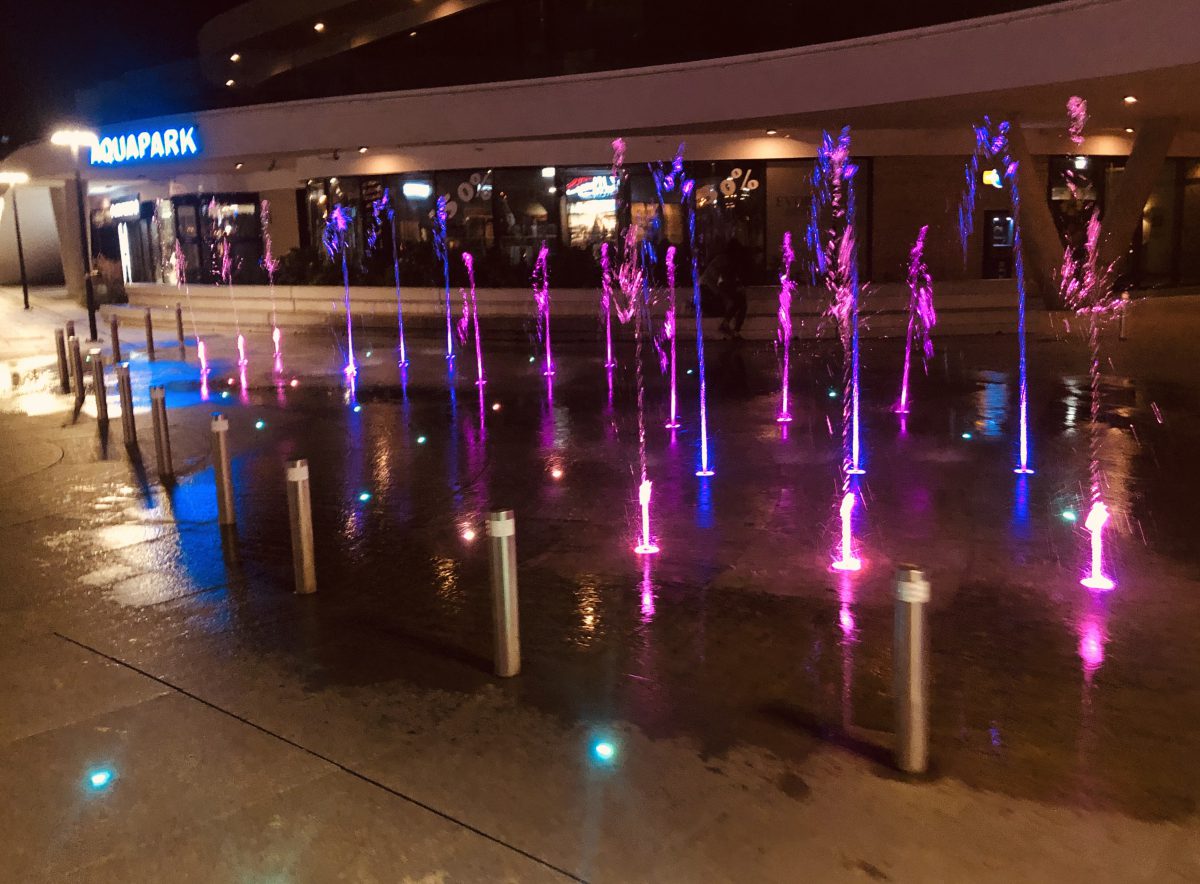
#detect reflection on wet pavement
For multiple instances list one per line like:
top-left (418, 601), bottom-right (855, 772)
top-left (9, 332), bottom-right (1200, 825)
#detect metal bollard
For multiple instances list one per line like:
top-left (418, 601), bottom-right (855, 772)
top-left (144, 308), bottom-right (155, 360)
top-left (211, 414), bottom-right (236, 527)
top-left (150, 386), bottom-right (173, 484)
top-left (110, 315), bottom-right (122, 363)
top-left (286, 460), bottom-right (317, 594)
top-left (65, 320), bottom-right (75, 340)
top-left (54, 329), bottom-right (70, 393)
top-left (89, 349), bottom-right (108, 424)
top-left (1119, 291), bottom-right (1130, 341)
top-left (893, 566), bottom-right (931, 774)
top-left (486, 510), bottom-right (521, 677)
top-left (175, 302), bottom-right (186, 354)
top-left (68, 336), bottom-right (85, 408)
top-left (116, 363), bottom-right (136, 444)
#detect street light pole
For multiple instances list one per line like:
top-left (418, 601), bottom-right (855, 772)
top-left (11, 186), bottom-right (30, 310)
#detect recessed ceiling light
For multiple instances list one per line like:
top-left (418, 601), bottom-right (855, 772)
top-left (235, 162), bottom-right (244, 170)
top-left (409, 30), bottom-right (417, 37)
top-left (229, 52), bottom-right (241, 63)
top-left (765, 129), bottom-right (778, 136)
top-left (225, 79), bottom-right (236, 87)
top-left (1122, 95), bottom-right (1137, 104)
top-left (313, 21), bottom-right (326, 32)
top-left (1125, 127), bottom-right (1135, 134)
top-left (358, 146), bottom-right (368, 154)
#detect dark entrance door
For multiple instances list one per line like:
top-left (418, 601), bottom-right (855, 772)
top-left (982, 210), bottom-right (1015, 279)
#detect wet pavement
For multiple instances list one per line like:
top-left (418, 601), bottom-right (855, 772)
top-left (3, 296), bottom-right (1200, 881)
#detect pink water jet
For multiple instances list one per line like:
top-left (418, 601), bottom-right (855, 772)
top-left (776, 232), bottom-right (796, 423)
top-left (262, 199), bottom-right (282, 360)
top-left (236, 333), bottom-right (247, 367)
top-left (459, 253), bottom-right (485, 386)
top-left (634, 479), bottom-right (659, 555)
top-left (197, 339), bottom-right (209, 374)
top-left (600, 242), bottom-right (616, 369)
top-left (533, 242), bottom-right (553, 376)
top-left (664, 245), bottom-right (681, 429)
top-left (323, 205), bottom-right (357, 379)
top-left (1081, 502), bottom-right (1115, 591)
top-left (897, 225), bottom-right (936, 414)
top-left (433, 196), bottom-right (454, 361)
top-left (831, 491), bottom-right (861, 572)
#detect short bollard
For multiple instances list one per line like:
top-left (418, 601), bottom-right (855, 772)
top-left (487, 510), bottom-right (520, 677)
top-left (68, 336), bottom-right (85, 409)
top-left (175, 302), bottom-right (186, 354)
top-left (116, 363), bottom-right (136, 445)
top-left (54, 330), bottom-right (70, 393)
top-left (894, 566), bottom-right (931, 774)
top-left (144, 308), bottom-right (156, 360)
top-left (110, 315), bottom-right (122, 363)
top-left (286, 460), bottom-right (317, 594)
top-left (211, 414), bottom-right (236, 527)
top-left (1119, 291), bottom-right (1130, 341)
top-left (150, 386), bottom-right (174, 484)
top-left (65, 320), bottom-right (75, 340)
top-left (89, 349), bottom-right (108, 425)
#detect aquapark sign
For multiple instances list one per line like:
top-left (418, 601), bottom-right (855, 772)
top-left (90, 125), bottom-right (201, 166)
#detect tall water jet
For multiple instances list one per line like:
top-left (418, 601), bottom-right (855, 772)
top-left (600, 242), bottom-right (616, 369)
top-left (216, 222), bottom-right (247, 369)
top-left (323, 204), bottom-right (357, 380)
top-left (664, 245), bottom-right (680, 429)
top-left (459, 252), bottom-right (485, 386)
top-left (683, 178), bottom-right (714, 476)
top-left (775, 232), bottom-right (796, 423)
top-left (433, 195), bottom-right (454, 361)
top-left (373, 189), bottom-right (409, 366)
top-left (896, 225), bottom-right (935, 414)
top-left (532, 242), bottom-right (554, 376)
top-left (831, 491), bottom-right (861, 572)
top-left (634, 479), bottom-right (659, 555)
top-left (262, 199), bottom-right (282, 370)
top-left (810, 128), bottom-right (863, 476)
top-left (1060, 124), bottom-right (1121, 588)
top-left (173, 240), bottom-right (205, 375)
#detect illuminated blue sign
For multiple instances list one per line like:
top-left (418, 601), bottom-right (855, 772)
top-left (90, 126), bottom-right (201, 166)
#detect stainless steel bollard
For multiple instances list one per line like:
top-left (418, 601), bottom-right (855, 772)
top-left (211, 413), bottom-right (236, 527)
top-left (1119, 291), bottom-right (1130, 341)
top-left (175, 302), bottom-right (186, 354)
top-left (110, 315), bottom-right (122, 363)
top-left (54, 330), bottom-right (70, 393)
top-left (894, 566), bottom-right (931, 774)
top-left (286, 460), bottom-right (317, 594)
top-left (486, 510), bottom-right (521, 677)
top-left (65, 320), bottom-right (75, 340)
top-left (144, 308), bottom-right (155, 360)
top-left (68, 336), bottom-right (85, 408)
top-left (150, 386), bottom-right (173, 484)
top-left (89, 348), bottom-right (108, 424)
top-left (116, 363), bottom-right (136, 444)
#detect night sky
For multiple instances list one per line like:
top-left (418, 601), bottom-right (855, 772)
top-left (0, 1), bottom-right (242, 159)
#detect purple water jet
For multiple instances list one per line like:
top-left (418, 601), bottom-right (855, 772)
top-left (323, 204), bottom-right (357, 380)
top-left (532, 242), bottom-right (554, 376)
top-left (374, 190), bottom-right (409, 366)
top-left (775, 232), bottom-right (796, 423)
top-left (433, 196), bottom-right (454, 361)
top-left (664, 246), bottom-right (680, 429)
top-left (262, 198), bottom-right (281, 368)
top-left (600, 242), bottom-right (616, 369)
top-left (896, 225), bottom-right (935, 414)
top-left (173, 240), bottom-right (204, 374)
top-left (459, 252), bottom-right (485, 386)
top-left (831, 491), bottom-right (861, 572)
top-left (683, 178), bottom-right (713, 476)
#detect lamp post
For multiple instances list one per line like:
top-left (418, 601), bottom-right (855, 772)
top-left (50, 129), bottom-right (100, 341)
top-left (0, 172), bottom-right (31, 310)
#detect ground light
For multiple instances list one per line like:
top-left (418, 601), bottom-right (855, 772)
top-left (358, 492), bottom-right (372, 502)
top-left (592, 741), bottom-right (616, 762)
top-left (1062, 509), bottom-right (1077, 522)
top-left (416, 436), bottom-right (427, 444)
top-left (254, 420), bottom-right (266, 430)
top-left (86, 768), bottom-right (114, 790)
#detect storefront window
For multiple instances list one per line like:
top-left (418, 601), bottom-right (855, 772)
top-left (494, 168), bottom-right (558, 270)
top-left (687, 160), bottom-right (767, 282)
top-left (435, 169), bottom-right (495, 255)
top-left (559, 168), bottom-right (619, 249)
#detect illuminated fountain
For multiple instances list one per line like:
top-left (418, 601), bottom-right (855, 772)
top-left (459, 252), bottom-right (485, 386)
top-left (663, 245), bottom-right (680, 429)
top-left (433, 196), bottom-right (454, 361)
top-left (1059, 112), bottom-right (1121, 589)
top-left (532, 242), bottom-right (554, 376)
top-left (958, 118), bottom-right (1032, 473)
top-left (635, 479), bottom-right (659, 555)
top-left (775, 232), bottom-right (796, 423)
top-left (600, 242), bottom-right (616, 370)
top-left (810, 128), bottom-right (863, 475)
top-left (173, 241), bottom-right (206, 380)
top-left (375, 189), bottom-right (409, 366)
top-left (896, 225), bottom-right (935, 414)
top-left (683, 178), bottom-right (714, 476)
top-left (831, 490), bottom-right (861, 572)
top-left (323, 205), bottom-right (357, 380)
top-left (261, 198), bottom-right (282, 373)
